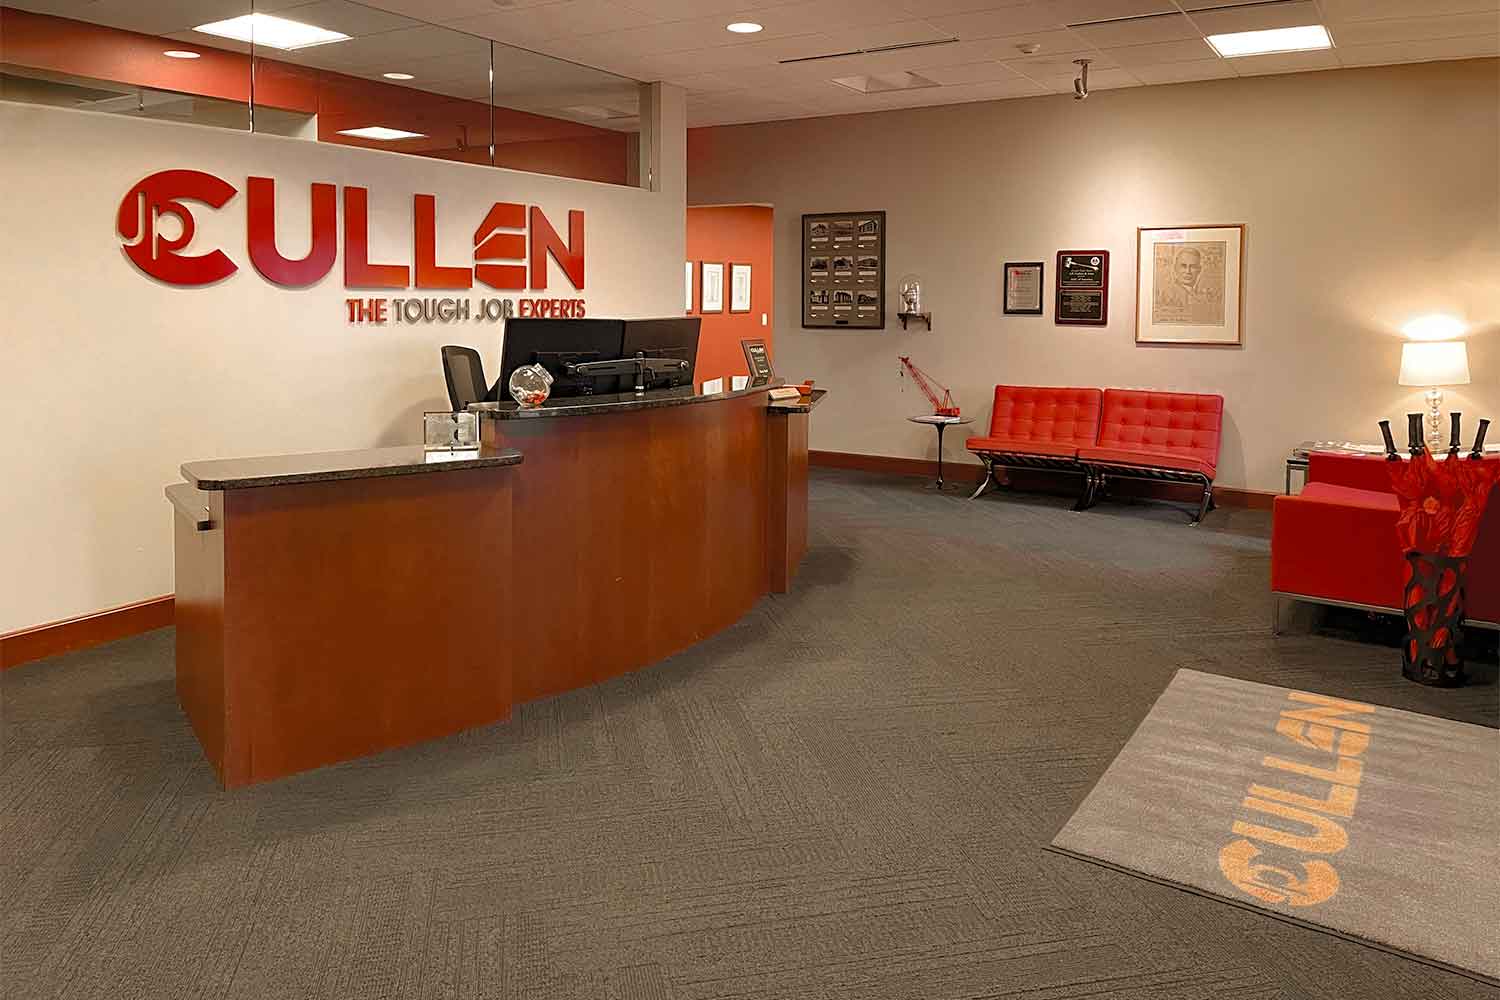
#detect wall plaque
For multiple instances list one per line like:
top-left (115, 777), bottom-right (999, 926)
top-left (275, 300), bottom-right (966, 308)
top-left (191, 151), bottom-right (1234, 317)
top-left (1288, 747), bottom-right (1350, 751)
top-left (1055, 250), bottom-right (1109, 325)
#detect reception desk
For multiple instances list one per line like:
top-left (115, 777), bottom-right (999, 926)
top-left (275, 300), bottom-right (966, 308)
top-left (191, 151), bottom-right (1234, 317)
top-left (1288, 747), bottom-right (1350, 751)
top-left (170, 384), bottom-right (821, 786)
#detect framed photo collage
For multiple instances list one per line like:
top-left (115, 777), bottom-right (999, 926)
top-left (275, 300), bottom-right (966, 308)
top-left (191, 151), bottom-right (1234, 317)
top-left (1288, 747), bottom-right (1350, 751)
top-left (803, 211), bottom-right (885, 330)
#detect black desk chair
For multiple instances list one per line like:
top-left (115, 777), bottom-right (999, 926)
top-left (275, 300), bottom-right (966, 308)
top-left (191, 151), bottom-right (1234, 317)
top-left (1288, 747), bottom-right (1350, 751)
top-left (441, 346), bottom-right (494, 411)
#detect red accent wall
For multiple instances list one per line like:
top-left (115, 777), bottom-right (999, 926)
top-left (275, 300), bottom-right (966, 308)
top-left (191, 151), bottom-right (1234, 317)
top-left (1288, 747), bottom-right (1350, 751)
top-left (686, 205), bottom-right (775, 388)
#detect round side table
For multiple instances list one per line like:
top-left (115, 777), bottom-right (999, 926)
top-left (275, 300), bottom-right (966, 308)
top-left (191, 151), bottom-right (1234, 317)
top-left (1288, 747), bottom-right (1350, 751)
top-left (907, 415), bottom-right (973, 491)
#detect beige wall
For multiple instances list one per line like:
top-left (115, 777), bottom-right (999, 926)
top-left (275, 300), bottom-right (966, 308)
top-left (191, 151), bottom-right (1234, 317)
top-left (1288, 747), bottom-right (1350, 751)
top-left (687, 59), bottom-right (1498, 493)
top-left (0, 94), bottom-right (686, 634)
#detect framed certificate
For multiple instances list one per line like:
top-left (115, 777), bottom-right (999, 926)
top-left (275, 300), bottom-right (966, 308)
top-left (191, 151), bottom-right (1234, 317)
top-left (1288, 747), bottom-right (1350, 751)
top-left (1003, 261), bottom-right (1043, 315)
top-left (1055, 250), bottom-right (1109, 326)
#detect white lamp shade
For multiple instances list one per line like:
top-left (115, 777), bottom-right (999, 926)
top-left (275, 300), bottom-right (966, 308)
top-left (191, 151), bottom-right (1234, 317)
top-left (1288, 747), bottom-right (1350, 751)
top-left (1398, 341), bottom-right (1470, 387)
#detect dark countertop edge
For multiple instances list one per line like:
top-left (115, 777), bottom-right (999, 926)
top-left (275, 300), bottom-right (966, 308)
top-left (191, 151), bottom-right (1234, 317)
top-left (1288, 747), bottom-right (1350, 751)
top-left (182, 447), bottom-right (524, 491)
top-left (472, 381), bottom-right (781, 420)
top-left (768, 388), bottom-right (829, 413)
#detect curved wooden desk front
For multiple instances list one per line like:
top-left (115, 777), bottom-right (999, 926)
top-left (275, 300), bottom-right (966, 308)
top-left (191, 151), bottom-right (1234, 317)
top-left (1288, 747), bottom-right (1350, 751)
top-left (478, 384), bottom-right (813, 702)
top-left (170, 387), bottom-right (816, 786)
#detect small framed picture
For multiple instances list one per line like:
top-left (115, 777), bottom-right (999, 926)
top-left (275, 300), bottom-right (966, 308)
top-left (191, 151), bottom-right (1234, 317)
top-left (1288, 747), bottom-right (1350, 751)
top-left (700, 262), bottom-right (724, 313)
top-left (1003, 261), bottom-right (1044, 315)
top-left (684, 261), bottom-right (694, 314)
top-left (729, 262), bottom-right (752, 313)
top-left (1136, 225), bottom-right (1245, 346)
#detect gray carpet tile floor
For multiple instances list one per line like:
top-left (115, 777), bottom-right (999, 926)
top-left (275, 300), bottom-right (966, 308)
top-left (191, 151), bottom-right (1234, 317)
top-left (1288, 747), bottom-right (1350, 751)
top-left (3, 470), bottom-right (1497, 1000)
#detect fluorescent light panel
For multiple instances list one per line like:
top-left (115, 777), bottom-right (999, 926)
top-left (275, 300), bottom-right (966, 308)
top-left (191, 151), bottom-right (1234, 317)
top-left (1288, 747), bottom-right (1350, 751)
top-left (193, 13), bottom-right (351, 51)
top-left (1207, 24), bottom-right (1331, 58)
top-left (337, 126), bottom-right (426, 140)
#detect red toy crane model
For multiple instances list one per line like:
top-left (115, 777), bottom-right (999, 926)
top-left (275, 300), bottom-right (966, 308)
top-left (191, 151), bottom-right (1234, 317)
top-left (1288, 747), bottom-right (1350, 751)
top-left (898, 356), bottom-right (960, 417)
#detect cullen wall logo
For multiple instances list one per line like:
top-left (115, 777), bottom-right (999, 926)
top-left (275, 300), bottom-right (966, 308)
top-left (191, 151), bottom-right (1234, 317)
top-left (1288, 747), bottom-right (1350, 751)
top-left (116, 169), bottom-right (587, 324)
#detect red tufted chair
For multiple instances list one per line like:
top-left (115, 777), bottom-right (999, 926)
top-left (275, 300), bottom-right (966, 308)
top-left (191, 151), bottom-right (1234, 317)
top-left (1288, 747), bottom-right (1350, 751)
top-left (1076, 389), bottom-right (1225, 524)
top-left (965, 386), bottom-right (1102, 498)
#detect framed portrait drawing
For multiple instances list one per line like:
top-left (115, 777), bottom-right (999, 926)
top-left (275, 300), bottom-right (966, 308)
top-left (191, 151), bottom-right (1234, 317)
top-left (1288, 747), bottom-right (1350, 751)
top-left (1136, 225), bottom-right (1245, 346)
top-left (700, 262), bottom-right (725, 313)
top-left (729, 263), bottom-right (752, 313)
top-left (1003, 261), bottom-right (1044, 316)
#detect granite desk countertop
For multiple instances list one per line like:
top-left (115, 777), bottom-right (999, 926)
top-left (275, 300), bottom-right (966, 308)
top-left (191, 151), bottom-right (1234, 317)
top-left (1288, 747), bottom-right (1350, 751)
top-left (181, 445), bottom-right (524, 491)
top-left (768, 387), bottom-right (829, 413)
top-left (471, 382), bottom-right (778, 420)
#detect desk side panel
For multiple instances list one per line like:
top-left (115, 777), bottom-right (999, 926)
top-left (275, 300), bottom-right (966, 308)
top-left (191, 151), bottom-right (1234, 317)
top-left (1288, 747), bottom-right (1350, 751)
top-left (174, 491), bottom-right (227, 781)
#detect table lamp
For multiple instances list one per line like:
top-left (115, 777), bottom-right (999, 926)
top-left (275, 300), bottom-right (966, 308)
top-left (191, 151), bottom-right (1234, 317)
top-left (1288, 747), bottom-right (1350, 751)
top-left (1399, 340), bottom-right (1470, 451)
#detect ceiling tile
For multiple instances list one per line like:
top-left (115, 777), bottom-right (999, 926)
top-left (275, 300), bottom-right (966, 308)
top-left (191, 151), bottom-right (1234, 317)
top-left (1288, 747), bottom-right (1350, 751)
top-left (1332, 12), bottom-right (1500, 46)
top-left (1128, 56), bottom-right (1236, 81)
top-left (1002, 49), bottom-right (1119, 74)
top-left (1038, 0), bottom-right (1178, 24)
top-left (1227, 47), bottom-right (1340, 73)
top-left (1318, 0), bottom-right (1500, 21)
top-left (926, 5), bottom-right (1072, 40)
top-left (1017, 64), bottom-right (1141, 88)
top-left (1187, 0), bottom-right (1321, 35)
top-left (1071, 11), bottom-right (1200, 45)
top-left (446, 1), bottom-right (669, 48)
top-left (1336, 32), bottom-right (1500, 65)
top-left (1107, 37), bottom-right (1219, 64)
top-left (921, 60), bottom-right (1032, 84)
top-left (887, 0), bottom-right (1035, 15)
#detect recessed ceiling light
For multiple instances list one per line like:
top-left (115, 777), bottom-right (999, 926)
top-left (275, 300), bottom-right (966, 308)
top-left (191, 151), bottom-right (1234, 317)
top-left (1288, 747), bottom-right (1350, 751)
top-left (337, 126), bottom-right (427, 140)
top-left (1206, 24), bottom-right (1332, 58)
top-left (163, 50), bottom-right (201, 59)
top-left (383, 72), bottom-right (415, 80)
top-left (727, 22), bottom-right (763, 34)
top-left (193, 13), bottom-right (351, 51)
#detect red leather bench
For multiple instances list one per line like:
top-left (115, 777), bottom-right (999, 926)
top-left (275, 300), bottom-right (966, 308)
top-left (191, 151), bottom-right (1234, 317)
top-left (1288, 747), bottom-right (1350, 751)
top-left (1272, 452), bottom-right (1500, 630)
top-left (967, 385), bottom-right (1224, 524)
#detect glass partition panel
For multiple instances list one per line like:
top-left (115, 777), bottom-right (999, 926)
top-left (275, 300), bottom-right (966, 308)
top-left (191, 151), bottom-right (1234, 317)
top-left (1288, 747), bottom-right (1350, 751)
top-left (0, 2), bottom-right (257, 132)
top-left (1, 1), bottom-right (647, 187)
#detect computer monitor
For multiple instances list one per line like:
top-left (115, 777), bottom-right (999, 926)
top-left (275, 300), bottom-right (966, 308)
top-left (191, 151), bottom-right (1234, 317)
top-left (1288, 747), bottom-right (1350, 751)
top-left (498, 318), bottom-right (626, 397)
top-left (620, 318), bottom-right (701, 391)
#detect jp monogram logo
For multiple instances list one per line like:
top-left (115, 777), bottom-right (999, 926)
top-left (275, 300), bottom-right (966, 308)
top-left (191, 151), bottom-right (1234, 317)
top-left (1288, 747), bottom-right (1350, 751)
top-left (115, 170), bottom-right (585, 292)
top-left (1217, 691), bottom-right (1375, 908)
top-left (117, 169), bottom-right (239, 287)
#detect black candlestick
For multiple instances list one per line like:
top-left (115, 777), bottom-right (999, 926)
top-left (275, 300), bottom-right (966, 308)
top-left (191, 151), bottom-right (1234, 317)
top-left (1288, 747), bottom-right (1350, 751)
top-left (1407, 413), bottom-right (1426, 457)
top-left (1472, 418), bottom-right (1491, 460)
top-left (1379, 420), bottom-right (1400, 461)
top-left (1449, 412), bottom-right (1463, 458)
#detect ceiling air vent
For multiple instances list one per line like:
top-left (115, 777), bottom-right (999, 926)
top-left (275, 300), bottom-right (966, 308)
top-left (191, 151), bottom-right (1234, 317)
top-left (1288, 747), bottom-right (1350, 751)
top-left (830, 71), bottom-right (940, 95)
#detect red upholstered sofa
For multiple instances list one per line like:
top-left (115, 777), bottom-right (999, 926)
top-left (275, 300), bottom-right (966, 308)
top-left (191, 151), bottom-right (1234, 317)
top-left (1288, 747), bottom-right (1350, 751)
top-left (966, 386), bottom-right (1224, 524)
top-left (1271, 452), bottom-right (1500, 630)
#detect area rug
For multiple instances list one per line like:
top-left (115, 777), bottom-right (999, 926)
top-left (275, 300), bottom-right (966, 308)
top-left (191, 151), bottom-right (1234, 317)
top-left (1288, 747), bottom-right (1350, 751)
top-left (1050, 669), bottom-right (1500, 985)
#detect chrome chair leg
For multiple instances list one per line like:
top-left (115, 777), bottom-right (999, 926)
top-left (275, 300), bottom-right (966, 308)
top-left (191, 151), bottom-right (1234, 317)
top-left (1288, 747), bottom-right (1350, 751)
top-left (970, 458), bottom-right (996, 500)
top-left (1191, 482), bottom-right (1214, 526)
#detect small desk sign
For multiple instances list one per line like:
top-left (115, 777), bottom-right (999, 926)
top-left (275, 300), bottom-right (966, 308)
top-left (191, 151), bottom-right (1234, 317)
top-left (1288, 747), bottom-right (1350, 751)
top-left (741, 339), bottom-right (774, 387)
top-left (424, 411), bottom-right (479, 452)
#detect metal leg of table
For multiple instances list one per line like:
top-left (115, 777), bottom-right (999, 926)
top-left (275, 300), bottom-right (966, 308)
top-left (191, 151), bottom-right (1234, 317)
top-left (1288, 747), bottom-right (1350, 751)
top-left (935, 422), bottom-right (947, 489)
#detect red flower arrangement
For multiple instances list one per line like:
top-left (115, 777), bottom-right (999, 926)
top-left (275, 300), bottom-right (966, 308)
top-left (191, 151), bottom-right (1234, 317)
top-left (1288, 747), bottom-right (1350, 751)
top-left (1388, 451), bottom-right (1500, 685)
top-left (1390, 452), bottom-right (1499, 557)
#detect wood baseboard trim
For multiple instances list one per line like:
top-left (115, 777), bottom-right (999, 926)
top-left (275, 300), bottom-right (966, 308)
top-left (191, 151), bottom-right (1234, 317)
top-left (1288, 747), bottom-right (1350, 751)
top-left (1, 596), bottom-right (175, 671)
top-left (809, 450), bottom-right (1275, 511)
